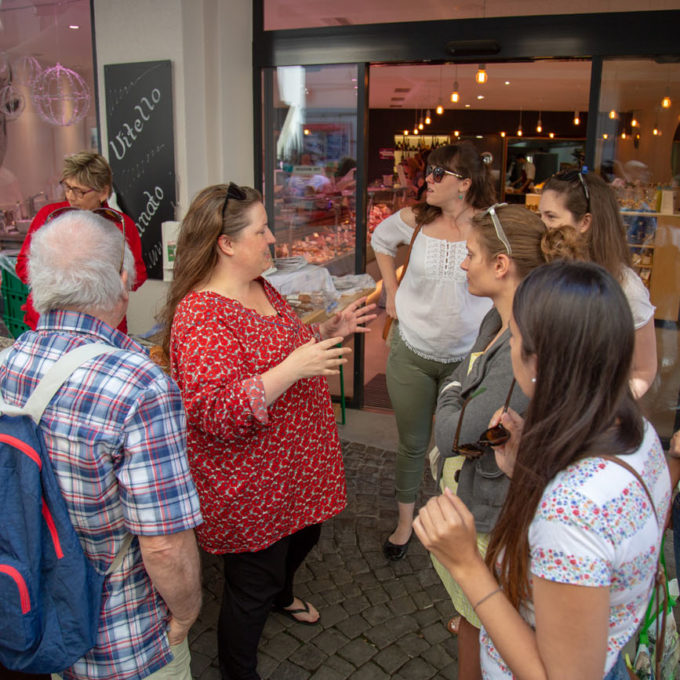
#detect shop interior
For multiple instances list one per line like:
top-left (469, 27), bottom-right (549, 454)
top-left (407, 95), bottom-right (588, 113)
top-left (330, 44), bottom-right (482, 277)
top-left (269, 58), bottom-right (680, 441)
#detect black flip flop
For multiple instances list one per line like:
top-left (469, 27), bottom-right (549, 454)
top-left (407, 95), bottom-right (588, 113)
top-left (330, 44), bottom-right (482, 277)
top-left (273, 599), bottom-right (321, 626)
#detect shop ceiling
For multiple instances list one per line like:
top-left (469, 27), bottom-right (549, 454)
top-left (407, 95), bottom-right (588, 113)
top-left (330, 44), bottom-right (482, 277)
top-left (0, 0), bottom-right (92, 72)
top-left (265, 0), bottom-right (680, 30)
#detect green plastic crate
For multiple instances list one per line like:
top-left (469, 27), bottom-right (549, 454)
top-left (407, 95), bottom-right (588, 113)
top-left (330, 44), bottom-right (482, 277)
top-left (1, 269), bottom-right (30, 338)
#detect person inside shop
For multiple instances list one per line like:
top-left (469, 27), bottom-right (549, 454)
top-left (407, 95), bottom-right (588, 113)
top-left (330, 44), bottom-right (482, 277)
top-left (159, 182), bottom-right (376, 680)
top-left (15, 151), bottom-right (147, 333)
top-left (371, 141), bottom-right (495, 562)
top-left (431, 205), bottom-right (584, 680)
top-left (416, 259), bottom-right (670, 680)
top-left (509, 154), bottom-right (535, 193)
top-left (538, 170), bottom-right (657, 397)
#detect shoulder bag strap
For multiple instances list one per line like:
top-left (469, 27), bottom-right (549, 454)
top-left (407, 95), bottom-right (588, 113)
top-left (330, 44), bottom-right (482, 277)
top-left (382, 222), bottom-right (423, 341)
top-left (599, 454), bottom-right (666, 680)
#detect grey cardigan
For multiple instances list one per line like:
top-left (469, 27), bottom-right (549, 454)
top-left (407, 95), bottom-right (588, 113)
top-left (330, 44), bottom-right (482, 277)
top-left (434, 308), bottom-right (528, 533)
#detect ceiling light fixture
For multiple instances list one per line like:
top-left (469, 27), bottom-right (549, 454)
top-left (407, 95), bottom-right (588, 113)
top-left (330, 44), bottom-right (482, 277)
top-left (573, 111), bottom-right (580, 126)
top-left (536, 111), bottom-right (543, 134)
top-left (403, 129), bottom-right (409, 136)
top-left (475, 64), bottom-right (487, 84)
top-left (500, 131), bottom-right (506, 137)
top-left (436, 66), bottom-right (444, 114)
top-left (662, 88), bottom-right (671, 109)
top-left (454, 130), bottom-right (460, 137)
top-left (609, 109), bottom-right (617, 119)
top-left (451, 64), bottom-right (460, 104)
top-left (517, 109), bottom-right (523, 137)
top-left (425, 109), bottom-right (431, 125)
top-left (549, 132), bottom-right (555, 139)
top-left (631, 114), bottom-right (639, 128)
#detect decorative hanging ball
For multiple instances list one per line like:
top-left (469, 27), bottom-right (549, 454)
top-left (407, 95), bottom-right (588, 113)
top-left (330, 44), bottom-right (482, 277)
top-left (13, 55), bottom-right (43, 87)
top-left (0, 83), bottom-right (25, 119)
top-left (31, 62), bottom-right (90, 126)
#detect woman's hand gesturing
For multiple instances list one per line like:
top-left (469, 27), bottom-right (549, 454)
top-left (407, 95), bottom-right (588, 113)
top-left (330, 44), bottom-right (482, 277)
top-left (319, 297), bottom-right (377, 340)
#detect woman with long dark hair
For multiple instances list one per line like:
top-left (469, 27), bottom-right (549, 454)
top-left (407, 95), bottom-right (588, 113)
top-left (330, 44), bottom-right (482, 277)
top-left (415, 260), bottom-right (670, 679)
top-left (371, 141), bottom-right (495, 560)
top-left (538, 171), bottom-right (656, 397)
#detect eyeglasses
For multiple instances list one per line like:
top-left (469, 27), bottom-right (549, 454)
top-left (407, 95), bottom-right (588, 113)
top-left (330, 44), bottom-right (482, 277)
top-left (222, 182), bottom-right (247, 221)
top-left (46, 206), bottom-right (127, 274)
top-left (60, 180), bottom-right (97, 200)
top-left (451, 379), bottom-right (516, 458)
top-left (480, 203), bottom-right (512, 256)
top-left (554, 169), bottom-right (590, 214)
top-left (426, 165), bottom-right (466, 183)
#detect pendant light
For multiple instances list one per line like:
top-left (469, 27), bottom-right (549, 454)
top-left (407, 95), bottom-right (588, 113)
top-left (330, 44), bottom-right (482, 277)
top-left (661, 88), bottom-right (671, 109)
top-left (536, 111), bottom-right (543, 134)
top-left (516, 109), bottom-right (523, 137)
top-left (631, 113), bottom-right (639, 128)
top-left (475, 64), bottom-right (487, 84)
top-left (609, 109), bottom-right (617, 120)
top-left (436, 66), bottom-right (444, 114)
top-left (573, 111), bottom-right (580, 126)
top-left (450, 65), bottom-right (460, 103)
top-left (425, 109), bottom-right (431, 125)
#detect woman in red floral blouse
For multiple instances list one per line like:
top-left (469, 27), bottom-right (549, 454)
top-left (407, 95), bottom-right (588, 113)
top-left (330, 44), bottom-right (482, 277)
top-left (161, 183), bottom-right (375, 680)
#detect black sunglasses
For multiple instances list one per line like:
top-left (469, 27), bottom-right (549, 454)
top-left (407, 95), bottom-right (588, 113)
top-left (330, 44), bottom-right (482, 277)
top-left (451, 379), bottom-right (516, 458)
top-left (426, 165), bottom-right (466, 184)
top-left (47, 206), bottom-right (127, 274)
top-left (222, 182), bottom-right (247, 220)
top-left (554, 169), bottom-right (590, 214)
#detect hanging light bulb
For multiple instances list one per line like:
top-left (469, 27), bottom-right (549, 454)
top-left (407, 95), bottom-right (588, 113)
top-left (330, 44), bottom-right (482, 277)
top-left (500, 131), bottom-right (506, 138)
top-left (621, 131), bottom-right (627, 139)
top-left (450, 81), bottom-right (460, 103)
top-left (425, 109), bottom-right (431, 125)
top-left (454, 130), bottom-right (460, 137)
top-left (653, 125), bottom-right (660, 136)
top-left (413, 127), bottom-right (419, 135)
top-left (609, 109), bottom-right (617, 119)
top-left (631, 115), bottom-right (639, 128)
top-left (549, 132), bottom-right (555, 139)
top-left (436, 104), bottom-right (444, 115)
top-left (602, 133), bottom-right (608, 139)
top-left (517, 109), bottom-right (523, 136)
top-left (475, 64), bottom-right (487, 84)
top-left (403, 129), bottom-right (409, 136)
top-left (536, 111), bottom-right (543, 134)
top-left (573, 111), bottom-right (580, 126)
top-left (662, 89), bottom-right (671, 109)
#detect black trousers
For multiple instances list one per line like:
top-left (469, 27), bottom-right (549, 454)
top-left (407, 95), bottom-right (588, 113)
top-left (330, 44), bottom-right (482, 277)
top-left (217, 523), bottom-right (321, 680)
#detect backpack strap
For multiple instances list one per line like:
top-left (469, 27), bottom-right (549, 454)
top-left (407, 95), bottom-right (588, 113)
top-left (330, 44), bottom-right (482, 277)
top-left (18, 343), bottom-right (117, 423)
top-left (107, 533), bottom-right (135, 575)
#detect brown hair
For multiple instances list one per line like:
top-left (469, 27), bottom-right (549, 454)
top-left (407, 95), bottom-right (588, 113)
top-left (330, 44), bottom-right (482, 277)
top-left (472, 205), bottom-right (546, 280)
top-left (485, 260), bottom-right (642, 608)
top-left (159, 183), bottom-right (262, 353)
top-left (413, 142), bottom-right (496, 225)
top-left (542, 173), bottom-right (631, 279)
top-left (61, 152), bottom-right (113, 193)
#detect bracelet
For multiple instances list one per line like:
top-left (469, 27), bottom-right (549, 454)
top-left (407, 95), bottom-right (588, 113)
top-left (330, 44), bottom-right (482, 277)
top-left (472, 586), bottom-right (502, 612)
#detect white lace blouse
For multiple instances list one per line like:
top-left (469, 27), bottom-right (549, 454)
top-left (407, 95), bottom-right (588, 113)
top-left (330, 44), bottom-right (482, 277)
top-left (371, 210), bottom-right (492, 362)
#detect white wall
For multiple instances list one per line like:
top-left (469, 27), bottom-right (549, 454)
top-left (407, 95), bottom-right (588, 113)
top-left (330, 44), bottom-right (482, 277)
top-left (93, 0), bottom-right (254, 334)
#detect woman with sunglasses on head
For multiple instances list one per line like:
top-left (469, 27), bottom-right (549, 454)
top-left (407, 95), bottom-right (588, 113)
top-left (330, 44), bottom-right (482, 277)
top-left (538, 171), bottom-right (656, 398)
top-left (160, 183), bottom-right (375, 680)
top-left (431, 204), bottom-right (583, 680)
top-left (416, 259), bottom-right (670, 680)
top-left (371, 141), bottom-right (496, 561)
top-left (15, 151), bottom-right (147, 333)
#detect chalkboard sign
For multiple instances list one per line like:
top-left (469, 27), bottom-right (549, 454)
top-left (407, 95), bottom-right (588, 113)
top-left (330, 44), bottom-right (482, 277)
top-left (104, 60), bottom-right (176, 280)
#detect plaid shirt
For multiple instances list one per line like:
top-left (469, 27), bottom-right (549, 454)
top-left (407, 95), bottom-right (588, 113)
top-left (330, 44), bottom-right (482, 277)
top-left (0, 311), bottom-right (202, 680)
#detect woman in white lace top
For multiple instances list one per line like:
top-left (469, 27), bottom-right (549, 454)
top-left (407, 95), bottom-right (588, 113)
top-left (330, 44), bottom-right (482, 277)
top-left (371, 142), bottom-right (495, 561)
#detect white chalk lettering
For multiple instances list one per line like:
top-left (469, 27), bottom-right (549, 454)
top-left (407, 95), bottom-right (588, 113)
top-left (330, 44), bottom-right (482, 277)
top-left (107, 88), bottom-right (161, 161)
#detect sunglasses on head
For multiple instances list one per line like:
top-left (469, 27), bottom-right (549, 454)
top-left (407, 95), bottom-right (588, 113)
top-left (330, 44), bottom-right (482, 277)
top-left (222, 182), bottom-right (247, 221)
top-left (46, 206), bottom-right (127, 274)
top-left (426, 165), bottom-right (466, 184)
top-left (479, 203), bottom-right (512, 256)
top-left (451, 379), bottom-right (516, 458)
top-left (554, 169), bottom-right (590, 214)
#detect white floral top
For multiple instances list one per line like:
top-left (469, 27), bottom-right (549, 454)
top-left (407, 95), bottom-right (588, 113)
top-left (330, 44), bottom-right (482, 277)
top-left (480, 419), bottom-right (671, 678)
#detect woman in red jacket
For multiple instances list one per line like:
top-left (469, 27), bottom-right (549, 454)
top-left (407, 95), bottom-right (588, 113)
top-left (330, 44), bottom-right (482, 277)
top-left (16, 151), bottom-right (147, 333)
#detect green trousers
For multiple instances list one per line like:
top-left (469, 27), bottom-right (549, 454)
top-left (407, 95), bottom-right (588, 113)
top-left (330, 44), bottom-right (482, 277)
top-left (386, 328), bottom-right (462, 503)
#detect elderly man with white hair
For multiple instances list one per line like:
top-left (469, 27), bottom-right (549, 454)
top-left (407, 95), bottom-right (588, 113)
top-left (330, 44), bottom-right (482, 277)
top-left (0, 210), bottom-right (203, 680)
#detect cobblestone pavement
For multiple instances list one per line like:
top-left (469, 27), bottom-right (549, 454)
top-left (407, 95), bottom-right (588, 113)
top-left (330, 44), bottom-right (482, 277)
top-left (188, 441), bottom-right (459, 679)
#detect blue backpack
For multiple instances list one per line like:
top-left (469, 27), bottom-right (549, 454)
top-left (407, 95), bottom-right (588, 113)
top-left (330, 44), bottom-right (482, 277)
top-left (0, 343), bottom-right (131, 674)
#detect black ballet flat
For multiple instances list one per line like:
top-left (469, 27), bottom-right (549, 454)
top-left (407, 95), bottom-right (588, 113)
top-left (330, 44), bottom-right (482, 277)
top-left (383, 534), bottom-right (412, 561)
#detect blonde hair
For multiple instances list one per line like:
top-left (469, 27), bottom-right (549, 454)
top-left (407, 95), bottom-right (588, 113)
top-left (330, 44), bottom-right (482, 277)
top-left (61, 152), bottom-right (113, 193)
